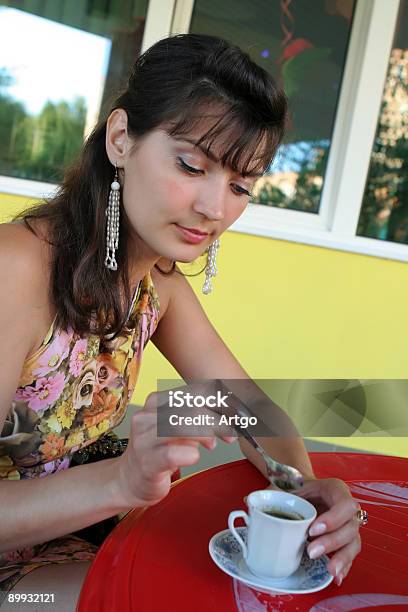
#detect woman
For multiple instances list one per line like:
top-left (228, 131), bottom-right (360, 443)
top-left (0, 34), bottom-right (362, 609)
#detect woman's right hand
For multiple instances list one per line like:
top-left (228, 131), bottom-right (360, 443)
top-left (114, 390), bottom-right (236, 509)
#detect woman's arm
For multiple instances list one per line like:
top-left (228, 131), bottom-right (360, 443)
top-left (151, 269), bottom-right (314, 478)
top-left (0, 232), bottom-right (207, 553)
top-left (0, 459), bottom-right (129, 554)
top-left (0, 227), bottom-right (132, 552)
top-left (152, 270), bottom-right (361, 585)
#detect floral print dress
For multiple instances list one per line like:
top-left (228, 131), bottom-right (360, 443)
top-left (0, 273), bottom-right (159, 599)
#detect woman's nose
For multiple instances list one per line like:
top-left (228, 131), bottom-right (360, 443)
top-left (193, 183), bottom-right (225, 221)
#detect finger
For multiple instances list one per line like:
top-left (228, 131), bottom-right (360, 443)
top-left (307, 519), bottom-right (359, 559)
top-left (326, 536), bottom-right (361, 581)
top-left (144, 391), bottom-right (165, 413)
top-left (152, 444), bottom-right (201, 475)
top-left (292, 480), bottom-right (321, 497)
top-left (335, 561), bottom-right (352, 586)
top-left (168, 439), bottom-right (200, 448)
top-left (131, 413), bottom-right (214, 449)
top-left (221, 434), bottom-right (238, 443)
top-left (155, 435), bottom-right (217, 451)
top-left (148, 381), bottom-right (224, 415)
top-left (145, 386), bottom-right (202, 413)
top-left (131, 411), bottom-right (157, 434)
top-left (135, 410), bottom-right (220, 451)
top-left (295, 478), bottom-right (351, 505)
top-left (308, 497), bottom-right (359, 537)
top-left (155, 406), bottom-right (236, 441)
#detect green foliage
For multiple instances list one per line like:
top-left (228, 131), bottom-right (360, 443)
top-left (253, 142), bottom-right (329, 213)
top-left (253, 183), bottom-right (289, 207)
top-left (357, 96), bottom-right (408, 243)
top-left (0, 76), bottom-right (87, 183)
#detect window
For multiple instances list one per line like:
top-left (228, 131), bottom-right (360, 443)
top-left (0, 0), bottom-right (148, 189)
top-left (189, 0), bottom-right (356, 215)
top-left (171, 0), bottom-right (408, 262)
top-left (357, 0), bottom-right (408, 245)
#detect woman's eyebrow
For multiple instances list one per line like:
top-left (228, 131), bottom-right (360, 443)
top-left (174, 137), bottom-right (219, 163)
top-left (174, 137), bottom-right (263, 178)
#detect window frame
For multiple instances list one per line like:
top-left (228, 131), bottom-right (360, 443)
top-left (0, 0), bottom-right (406, 262)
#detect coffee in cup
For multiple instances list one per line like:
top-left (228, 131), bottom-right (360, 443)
top-left (228, 489), bottom-right (316, 579)
top-left (260, 507), bottom-right (304, 521)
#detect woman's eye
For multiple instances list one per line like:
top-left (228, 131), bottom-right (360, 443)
top-left (177, 157), bottom-right (203, 174)
top-left (177, 157), bottom-right (251, 197)
top-left (232, 184), bottom-right (252, 197)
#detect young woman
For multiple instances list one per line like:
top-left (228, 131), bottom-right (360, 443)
top-left (0, 34), bottom-right (363, 609)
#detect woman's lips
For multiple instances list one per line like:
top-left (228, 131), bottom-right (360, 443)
top-left (175, 224), bottom-right (209, 244)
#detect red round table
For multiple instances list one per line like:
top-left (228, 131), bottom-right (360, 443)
top-left (78, 453), bottom-right (408, 611)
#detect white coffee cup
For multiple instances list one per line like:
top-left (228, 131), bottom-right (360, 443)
top-left (228, 489), bottom-right (317, 580)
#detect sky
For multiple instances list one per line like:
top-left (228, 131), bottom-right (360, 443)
top-left (0, 7), bottom-right (111, 116)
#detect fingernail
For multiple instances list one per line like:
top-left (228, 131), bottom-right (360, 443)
top-left (335, 561), bottom-right (343, 578)
top-left (308, 544), bottom-right (325, 559)
top-left (336, 573), bottom-right (343, 587)
top-left (309, 522), bottom-right (326, 536)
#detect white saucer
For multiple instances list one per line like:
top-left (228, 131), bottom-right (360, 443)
top-left (209, 527), bottom-right (333, 595)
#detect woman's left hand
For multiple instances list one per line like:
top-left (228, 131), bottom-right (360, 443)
top-left (268, 477), bottom-right (362, 586)
top-left (291, 478), bottom-right (361, 586)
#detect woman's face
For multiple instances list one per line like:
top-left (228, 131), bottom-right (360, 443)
top-left (106, 109), bottom-right (260, 264)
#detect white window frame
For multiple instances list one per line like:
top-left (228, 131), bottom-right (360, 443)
top-left (1, 0), bottom-right (406, 262)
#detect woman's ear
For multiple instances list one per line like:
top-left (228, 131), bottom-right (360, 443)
top-left (106, 108), bottom-right (129, 167)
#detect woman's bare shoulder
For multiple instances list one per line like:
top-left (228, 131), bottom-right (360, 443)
top-left (0, 219), bottom-right (46, 251)
top-left (0, 222), bottom-right (53, 424)
top-left (0, 221), bottom-right (51, 302)
top-left (150, 261), bottom-right (199, 323)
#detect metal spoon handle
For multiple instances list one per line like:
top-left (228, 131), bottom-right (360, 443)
top-left (237, 425), bottom-right (304, 490)
top-left (213, 379), bottom-right (304, 490)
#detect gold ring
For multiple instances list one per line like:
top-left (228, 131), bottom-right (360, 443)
top-left (356, 508), bottom-right (368, 526)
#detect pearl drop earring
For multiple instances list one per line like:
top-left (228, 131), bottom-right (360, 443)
top-left (105, 164), bottom-right (120, 271)
top-left (202, 239), bottom-right (220, 294)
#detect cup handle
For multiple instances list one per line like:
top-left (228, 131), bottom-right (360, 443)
top-left (228, 510), bottom-right (249, 559)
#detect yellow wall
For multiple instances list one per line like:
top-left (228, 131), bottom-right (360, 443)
top-left (2, 194), bottom-right (407, 457)
top-left (0, 193), bottom-right (36, 223)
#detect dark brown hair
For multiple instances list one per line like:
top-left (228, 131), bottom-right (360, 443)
top-left (14, 34), bottom-right (288, 337)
